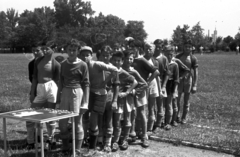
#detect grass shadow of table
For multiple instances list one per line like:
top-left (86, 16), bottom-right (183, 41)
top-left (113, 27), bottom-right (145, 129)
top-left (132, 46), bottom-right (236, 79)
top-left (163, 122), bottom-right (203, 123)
top-left (0, 139), bottom-right (27, 150)
top-left (10, 150), bottom-right (71, 157)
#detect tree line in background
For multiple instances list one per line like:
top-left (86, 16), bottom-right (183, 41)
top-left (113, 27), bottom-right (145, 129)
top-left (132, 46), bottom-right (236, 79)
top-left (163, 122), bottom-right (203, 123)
top-left (0, 0), bottom-right (239, 53)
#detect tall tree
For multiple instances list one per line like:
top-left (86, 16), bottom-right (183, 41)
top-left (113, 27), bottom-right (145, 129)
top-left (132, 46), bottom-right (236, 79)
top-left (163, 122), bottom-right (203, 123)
top-left (0, 11), bottom-right (8, 47)
top-left (54, 0), bottom-right (94, 27)
top-left (5, 8), bottom-right (19, 51)
top-left (171, 24), bottom-right (191, 51)
top-left (191, 22), bottom-right (205, 51)
top-left (15, 7), bottom-right (56, 49)
top-left (87, 13), bottom-right (126, 51)
top-left (124, 21), bottom-right (147, 41)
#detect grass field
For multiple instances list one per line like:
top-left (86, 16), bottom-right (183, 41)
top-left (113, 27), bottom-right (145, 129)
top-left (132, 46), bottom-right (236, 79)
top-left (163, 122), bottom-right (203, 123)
top-left (0, 52), bottom-right (240, 156)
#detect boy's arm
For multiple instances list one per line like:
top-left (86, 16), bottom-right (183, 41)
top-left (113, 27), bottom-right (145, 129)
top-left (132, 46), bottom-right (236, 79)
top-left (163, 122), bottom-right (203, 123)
top-left (174, 58), bottom-right (190, 79)
top-left (173, 64), bottom-right (179, 98)
top-left (192, 67), bottom-right (198, 93)
top-left (162, 57), bottom-right (170, 92)
top-left (191, 56), bottom-right (199, 94)
top-left (111, 73), bottom-right (120, 111)
top-left (80, 63), bottom-right (90, 113)
top-left (134, 71), bottom-right (148, 94)
top-left (30, 59), bottom-right (39, 103)
top-left (119, 78), bottom-right (138, 98)
top-left (57, 69), bottom-right (63, 104)
top-left (30, 78), bottom-right (37, 103)
top-left (147, 70), bottom-right (160, 85)
top-left (155, 76), bottom-right (162, 97)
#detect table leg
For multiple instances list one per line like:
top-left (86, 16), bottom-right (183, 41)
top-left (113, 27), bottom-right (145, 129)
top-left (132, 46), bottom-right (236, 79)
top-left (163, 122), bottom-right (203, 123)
top-left (40, 123), bottom-right (44, 157)
top-left (3, 118), bottom-right (7, 157)
top-left (35, 123), bottom-right (38, 157)
top-left (72, 117), bottom-right (75, 157)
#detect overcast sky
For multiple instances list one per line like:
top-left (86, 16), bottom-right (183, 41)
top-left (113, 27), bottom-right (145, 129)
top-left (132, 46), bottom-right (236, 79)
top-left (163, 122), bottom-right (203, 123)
top-left (1, 0), bottom-right (240, 41)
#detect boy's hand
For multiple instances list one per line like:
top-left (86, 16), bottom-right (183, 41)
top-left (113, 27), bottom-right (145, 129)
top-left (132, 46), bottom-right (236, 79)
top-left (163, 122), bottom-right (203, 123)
top-left (30, 94), bottom-right (35, 103)
top-left (160, 87), bottom-right (167, 98)
top-left (112, 101), bottom-right (118, 111)
top-left (191, 86), bottom-right (197, 94)
top-left (173, 91), bottom-right (178, 99)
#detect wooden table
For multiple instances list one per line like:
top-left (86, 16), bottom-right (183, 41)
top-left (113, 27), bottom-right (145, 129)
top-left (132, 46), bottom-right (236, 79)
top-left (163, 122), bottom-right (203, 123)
top-left (0, 108), bottom-right (79, 157)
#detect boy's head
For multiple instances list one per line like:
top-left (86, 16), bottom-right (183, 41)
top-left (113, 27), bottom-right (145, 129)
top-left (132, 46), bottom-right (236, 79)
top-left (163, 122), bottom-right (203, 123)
top-left (79, 46), bottom-right (93, 63)
top-left (144, 42), bottom-right (155, 58)
top-left (40, 42), bottom-right (56, 56)
top-left (124, 37), bottom-right (134, 49)
top-left (32, 46), bottom-right (44, 58)
top-left (111, 50), bottom-right (124, 69)
top-left (123, 50), bottom-right (135, 67)
top-left (97, 45), bottom-right (112, 64)
top-left (66, 39), bottom-right (81, 59)
top-left (153, 39), bottom-right (163, 56)
top-left (183, 39), bottom-right (193, 55)
top-left (164, 45), bottom-right (175, 62)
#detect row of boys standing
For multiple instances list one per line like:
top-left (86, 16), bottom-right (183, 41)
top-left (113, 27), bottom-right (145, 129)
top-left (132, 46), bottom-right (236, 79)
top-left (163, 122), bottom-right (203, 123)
top-left (27, 38), bottom-right (198, 155)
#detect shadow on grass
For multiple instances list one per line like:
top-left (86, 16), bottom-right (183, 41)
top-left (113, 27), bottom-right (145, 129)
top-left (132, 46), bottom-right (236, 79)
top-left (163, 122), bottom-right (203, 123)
top-left (10, 150), bottom-right (70, 157)
top-left (0, 139), bottom-right (27, 150)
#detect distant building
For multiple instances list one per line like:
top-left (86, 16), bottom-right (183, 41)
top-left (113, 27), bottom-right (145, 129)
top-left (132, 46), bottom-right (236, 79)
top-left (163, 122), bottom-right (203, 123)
top-left (212, 28), bottom-right (217, 44)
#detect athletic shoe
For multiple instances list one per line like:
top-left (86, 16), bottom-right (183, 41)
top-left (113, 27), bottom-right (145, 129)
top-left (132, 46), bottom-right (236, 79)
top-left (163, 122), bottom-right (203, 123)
top-left (111, 142), bottom-right (119, 152)
top-left (82, 149), bottom-right (96, 157)
top-left (96, 142), bottom-right (104, 151)
top-left (103, 145), bottom-right (111, 153)
top-left (176, 117), bottom-right (181, 123)
top-left (171, 121), bottom-right (178, 127)
top-left (129, 136), bottom-right (137, 143)
top-left (141, 138), bottom-right (149, 148)
top-left (164, 124), bottom-right (171, 131)
top-left (181, 119), bottom-right (187, 124)
top-left (152, 126), bottom-right (161, 134)
top-left (120, 140), bottom-right (128, 150)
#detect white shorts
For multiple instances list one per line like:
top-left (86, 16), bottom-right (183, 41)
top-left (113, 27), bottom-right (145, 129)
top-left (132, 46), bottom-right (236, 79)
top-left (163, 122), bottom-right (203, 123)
top-left (33, 80), bottom-right (58, 103)
top-left (148, 79), bottom-right (159, 98)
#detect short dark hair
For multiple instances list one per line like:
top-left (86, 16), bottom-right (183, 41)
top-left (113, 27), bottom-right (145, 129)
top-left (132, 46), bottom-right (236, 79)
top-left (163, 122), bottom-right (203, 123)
top-left (112, 50), bottom-right (125, 60)
top-left (97, 45), bottom-right (113, 59)
top-left (153, 39), bottom-right (163, 45)
top-left (65, 39), bottom-right (81, 49)
top-left (123, 50), bottom-right (135, 58)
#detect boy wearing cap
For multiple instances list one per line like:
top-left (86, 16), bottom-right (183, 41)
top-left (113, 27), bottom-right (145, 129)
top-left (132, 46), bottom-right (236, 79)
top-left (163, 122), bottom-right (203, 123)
top-left (78, 46), bottom-right (118, 152)
top-left (58, 39), bottom-right (90, 155)
top-left (110, 51), bottom-right (137, 151)
top-left (27, 44), bottom-right (60, 150)
top-left (175, 39), bottom-right (198, 124)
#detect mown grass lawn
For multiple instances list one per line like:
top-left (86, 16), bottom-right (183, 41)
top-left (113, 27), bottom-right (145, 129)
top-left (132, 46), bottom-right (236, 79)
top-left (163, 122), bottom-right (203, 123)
top-left (0, 52), bottom-right (240, 156)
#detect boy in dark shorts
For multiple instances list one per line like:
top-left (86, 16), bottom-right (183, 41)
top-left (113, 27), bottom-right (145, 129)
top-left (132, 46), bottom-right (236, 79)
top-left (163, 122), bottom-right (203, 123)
top-left (97, 45), bottom-right (120, 152)
top-left (58, 39), bottom-right (90, 155)
top-left (152, 39), bottom-right (170, 132)
top-left (175, 39), bottom-right (198, 124)
top-left (163, 47), bottom-right (179, 130)
top-left (79, 46), bottom-right (118, 153)
top-left (110, 51), bottom-right (137, 152)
